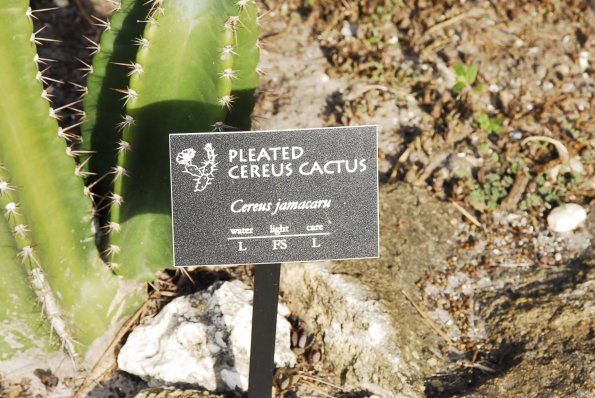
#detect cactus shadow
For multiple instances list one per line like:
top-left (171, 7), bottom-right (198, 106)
top-left (117, 100), bottom-right (225, 222)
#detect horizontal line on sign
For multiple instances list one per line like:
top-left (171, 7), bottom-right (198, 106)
top-left (227, 232), bottom-right (331, 240)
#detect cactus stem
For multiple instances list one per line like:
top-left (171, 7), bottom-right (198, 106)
top-left (218, 95), bottom-right (237, 110)
top-left (219, 68), bottom-right (238, 80)
top-left (83, 36), bottom-right (101, 55)
top-left (76, 57), bottom-right (94, 77)
top-left (91, 15), bottom-right (112, 31)
top-left (30, 26), bottom-right (61, 45)
top-left (26, 7), bottom-right (58, 21)
top-left (117, 140), bottom-right (131, 154)
top-left (112, 88), bottom-right (139, 104)
top-left (111, 61), bottom-right (144, 77)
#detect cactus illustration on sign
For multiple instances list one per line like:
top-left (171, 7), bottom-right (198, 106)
top-left (176, 144), bottom-right (218, 192)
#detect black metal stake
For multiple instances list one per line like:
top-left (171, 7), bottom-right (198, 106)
top-left (248, 263), bottom-right (281, 398)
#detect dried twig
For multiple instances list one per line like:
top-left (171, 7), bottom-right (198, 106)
top-left (501, 170), bottom-right (529, 210)
top-left (402, 290), bottom-right (453, 345)
top-left (522, 135), bottom-right (569, 163)
top-left (451, 201), bottom-right (483, 229)
top-left (424, 12), bottom-right (473, 37)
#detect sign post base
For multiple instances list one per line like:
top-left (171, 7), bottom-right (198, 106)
top-left (248, 263), bottom-right (281, 398)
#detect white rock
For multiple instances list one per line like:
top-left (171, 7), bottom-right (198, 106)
top-left (579, 51), bottom-right (589, 71)
top-left (118, 280), bottom-right (296, 392)
top-left (547, 204), bottom-right (587, 233)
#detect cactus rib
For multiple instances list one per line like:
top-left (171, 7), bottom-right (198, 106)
top-left (106, 0), bottom-right (260, 280)
top-left (81, 0), bottom-right (150, 207)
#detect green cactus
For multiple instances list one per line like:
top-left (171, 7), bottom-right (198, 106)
top-left (0, 0), bottom-right (259, 370)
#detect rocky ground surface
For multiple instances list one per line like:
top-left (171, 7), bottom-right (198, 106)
top-left (0, 1), bottom-right (593, 397)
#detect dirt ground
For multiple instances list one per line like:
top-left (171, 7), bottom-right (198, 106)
top-left (1, 0), bottom-right (593, 397)
top-left (255, 1), bottom-right (594, 396)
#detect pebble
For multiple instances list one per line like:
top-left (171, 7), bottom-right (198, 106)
top-left (509, 130), bottom-right (523, 141)
top-left (547, 204), bottom-right (587, 233)
top-left (579, 51), bottom-right (589, 71)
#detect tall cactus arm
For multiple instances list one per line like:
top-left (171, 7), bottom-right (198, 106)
top-left (81, 0), bottom-right (150, 203)
top-left (109, 0), bottom-right (260, 280)
top-left (0, 0), bottom-right (96, 322)
top-left (0, 1), bottom-right (144, 359)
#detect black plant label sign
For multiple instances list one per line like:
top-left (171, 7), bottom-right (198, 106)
top-left (169, 126), bottom-right (379, 266)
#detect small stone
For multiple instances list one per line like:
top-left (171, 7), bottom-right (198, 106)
top-left (547, 204), bottom-right (587, 233)
top-left (341, 21), bottom-right (353, 37)
top-left (509, 131), bottom-right (523, 141)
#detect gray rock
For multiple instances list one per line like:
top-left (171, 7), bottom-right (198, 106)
top-left (118, 280), bottom-right (296, 392)
top-left (281, 184), bottom-right (459, 397)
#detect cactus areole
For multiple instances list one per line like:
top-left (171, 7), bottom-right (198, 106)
top-left (169, 125), bottom-right (380, 267)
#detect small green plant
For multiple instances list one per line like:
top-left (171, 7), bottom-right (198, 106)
top-left (0, 0), bottom-right (259, 371)
top-left (475, 112), bottom-right (503, 135)
top-left (467, 173), bottom-right (514, 211)
top-left (452, 63), bottom-right (478, 94)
